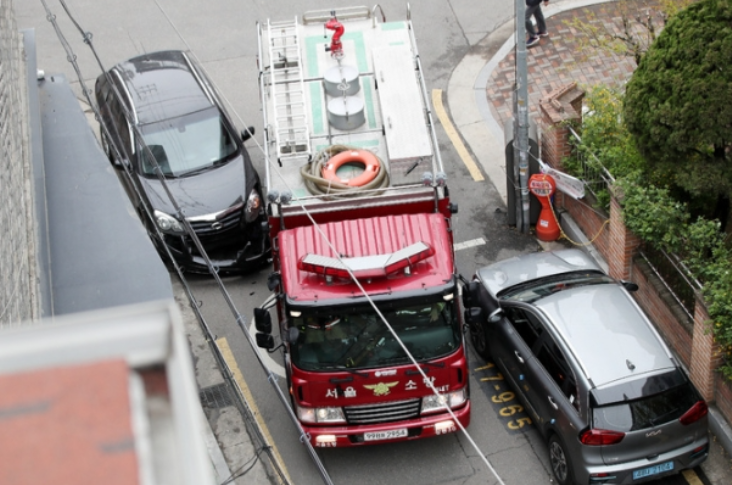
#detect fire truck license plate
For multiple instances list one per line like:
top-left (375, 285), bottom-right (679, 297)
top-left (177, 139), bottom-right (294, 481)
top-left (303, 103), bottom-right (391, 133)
top-left (364, 429), bottom-right (408, 441)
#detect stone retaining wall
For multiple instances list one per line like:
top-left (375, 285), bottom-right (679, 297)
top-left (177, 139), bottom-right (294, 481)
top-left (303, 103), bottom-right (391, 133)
top-left (0, 0), bottom-right (39, 327)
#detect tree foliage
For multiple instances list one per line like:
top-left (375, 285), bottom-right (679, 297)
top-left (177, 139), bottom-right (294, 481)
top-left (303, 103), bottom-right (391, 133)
top-left (624, 0), bottom-right (732, 200)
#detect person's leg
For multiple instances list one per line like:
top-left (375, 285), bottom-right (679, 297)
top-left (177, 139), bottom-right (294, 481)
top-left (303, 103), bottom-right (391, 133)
top-left (525, 4), bottom-right (538, 37)
top-left (534, 5), bottom-right (547, 35)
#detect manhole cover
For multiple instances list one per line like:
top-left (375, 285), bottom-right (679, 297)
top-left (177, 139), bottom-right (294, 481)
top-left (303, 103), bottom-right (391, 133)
top-left (199, 383), bottom-right (233, 409)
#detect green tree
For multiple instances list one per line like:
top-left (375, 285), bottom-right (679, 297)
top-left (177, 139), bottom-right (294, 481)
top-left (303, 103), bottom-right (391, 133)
top-left (624, 0), bottom-right (732, 226)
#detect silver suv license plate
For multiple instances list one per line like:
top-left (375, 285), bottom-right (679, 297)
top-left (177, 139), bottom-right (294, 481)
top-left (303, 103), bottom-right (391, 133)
top-left (633, 461), bottom-right (673, 480)
top-left (364, 429), bottom-right (408, 441)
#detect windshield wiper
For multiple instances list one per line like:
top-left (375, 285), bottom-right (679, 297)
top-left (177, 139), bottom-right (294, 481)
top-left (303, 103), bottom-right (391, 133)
top-left (320, 364), bottom-right (369, 378)
top-left (405, 361), bottom-right (445, 375)
top-left (649, 407), bottom-right (680, 426)
top-left (178, 165), bottom-right (213, 177)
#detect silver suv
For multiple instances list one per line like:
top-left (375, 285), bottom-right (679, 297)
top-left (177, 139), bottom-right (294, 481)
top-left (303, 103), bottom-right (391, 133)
top-left (464, 249), bottom-right (709, 484)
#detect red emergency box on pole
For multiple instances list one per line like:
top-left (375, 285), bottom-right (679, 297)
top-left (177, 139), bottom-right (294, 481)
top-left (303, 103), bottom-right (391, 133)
top-left (529, 173), bottom-right (560, 241)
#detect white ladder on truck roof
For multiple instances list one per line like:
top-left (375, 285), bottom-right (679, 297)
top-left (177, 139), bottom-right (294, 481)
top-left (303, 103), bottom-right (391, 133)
top-left (266, 17), bottom-right (311, 162)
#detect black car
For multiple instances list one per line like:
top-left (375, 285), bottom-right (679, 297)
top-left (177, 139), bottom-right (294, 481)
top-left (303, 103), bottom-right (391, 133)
top-left (95, 50), bottom-right (269, 273)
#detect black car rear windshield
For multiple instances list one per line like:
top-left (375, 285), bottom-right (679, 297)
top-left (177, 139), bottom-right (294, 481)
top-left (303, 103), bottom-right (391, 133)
top-left (592, 381), bottom-right (699, 431)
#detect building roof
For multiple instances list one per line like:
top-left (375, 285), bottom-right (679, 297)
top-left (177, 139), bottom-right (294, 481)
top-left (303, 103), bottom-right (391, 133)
top-left (0, 300), bottom-right (215, 485)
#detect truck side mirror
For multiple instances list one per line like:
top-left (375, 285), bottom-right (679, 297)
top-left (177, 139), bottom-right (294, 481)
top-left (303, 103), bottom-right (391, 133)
top-left (256, 333), bottom-right (275, 350)
top-left (463, 280), bottom-right (480, 307)
top-left (267, 273), bottom-right (281, 292)
top-left (254, 308), bottom-right (272, 333)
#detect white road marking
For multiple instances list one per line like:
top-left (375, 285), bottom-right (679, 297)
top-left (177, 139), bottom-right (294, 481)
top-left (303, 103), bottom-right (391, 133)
top-left (454, 238), bottom-right (487, 251)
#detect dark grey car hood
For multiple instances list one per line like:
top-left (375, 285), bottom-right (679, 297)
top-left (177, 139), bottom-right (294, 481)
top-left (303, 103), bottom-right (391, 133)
top-left (139, 154), bottom-right (251, 217)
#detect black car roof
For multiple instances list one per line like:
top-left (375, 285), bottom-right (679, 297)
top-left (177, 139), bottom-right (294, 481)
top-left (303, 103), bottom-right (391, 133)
top-left (113, 50), bottom-right (212, 125)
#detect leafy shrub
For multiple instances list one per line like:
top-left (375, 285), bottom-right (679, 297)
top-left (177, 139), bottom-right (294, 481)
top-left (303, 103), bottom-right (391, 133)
top-left (567, 84), bottom-right (732, 379)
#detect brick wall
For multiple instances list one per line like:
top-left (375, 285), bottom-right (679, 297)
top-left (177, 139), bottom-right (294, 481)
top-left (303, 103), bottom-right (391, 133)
top-left (560, 193), bottom-right (611, 265)
top-left (540, 83), bottom-right (732, 422)
top-left (0, 0), bottom-right (39, 327)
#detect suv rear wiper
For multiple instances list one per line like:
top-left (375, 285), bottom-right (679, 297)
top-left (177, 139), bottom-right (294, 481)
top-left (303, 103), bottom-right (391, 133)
top-left (649, 407), bottom-right (680, 426)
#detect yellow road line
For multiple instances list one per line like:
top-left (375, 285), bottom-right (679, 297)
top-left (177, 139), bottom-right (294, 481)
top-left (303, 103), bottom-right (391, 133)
top-left (217, 337), bottom-right (291, 485)
top-left (431, 88), bottom-right (484, 182)
top-left (682, 469), bottom-right (703, 485)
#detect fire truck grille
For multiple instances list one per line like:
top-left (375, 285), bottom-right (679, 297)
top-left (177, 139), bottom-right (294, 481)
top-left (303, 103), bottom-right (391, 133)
top-left (344, 398), bottom-right (421, 424)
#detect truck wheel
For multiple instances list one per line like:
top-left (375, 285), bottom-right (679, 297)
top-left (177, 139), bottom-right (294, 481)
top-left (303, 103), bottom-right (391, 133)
top-left (549, 434), bottom-right (575, 485)
top-left (469, 318), bottom-right (491, 361)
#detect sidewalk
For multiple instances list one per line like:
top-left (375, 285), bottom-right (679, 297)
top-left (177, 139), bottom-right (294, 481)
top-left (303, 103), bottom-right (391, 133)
top-left (447, 0), bottom-right (732, 482)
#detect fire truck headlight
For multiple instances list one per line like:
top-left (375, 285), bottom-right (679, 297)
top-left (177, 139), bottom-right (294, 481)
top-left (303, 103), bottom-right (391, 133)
top-left (421, 388), bottom-right (467, 415)
top-left (296, 403), bottom-right (346, 424)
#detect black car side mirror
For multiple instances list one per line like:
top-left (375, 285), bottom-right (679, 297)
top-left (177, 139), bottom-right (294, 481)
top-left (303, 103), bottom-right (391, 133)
top-left (621, 280), bottom-right (639, 292)
top-left (242, 126), bottom-right (255, 142)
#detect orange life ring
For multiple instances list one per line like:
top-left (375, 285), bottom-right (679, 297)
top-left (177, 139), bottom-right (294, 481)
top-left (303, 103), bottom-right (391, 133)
top-left (321, 149), bottom-right (380, 187)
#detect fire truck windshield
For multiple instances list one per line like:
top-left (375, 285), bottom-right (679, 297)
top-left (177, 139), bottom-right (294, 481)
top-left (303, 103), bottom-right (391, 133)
top-left (289, 298), bottom-right (460, 371)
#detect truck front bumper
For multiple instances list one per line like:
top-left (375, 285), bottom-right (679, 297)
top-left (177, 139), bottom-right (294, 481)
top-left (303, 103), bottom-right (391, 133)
top-left (303, 401), bottom-right (470, 448)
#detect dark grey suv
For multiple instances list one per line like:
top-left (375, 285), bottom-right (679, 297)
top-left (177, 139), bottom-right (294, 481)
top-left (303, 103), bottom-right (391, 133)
top-left (464, 249), bottom-right (709, 485)
top-left (95, 50), bottom-right (269, 273)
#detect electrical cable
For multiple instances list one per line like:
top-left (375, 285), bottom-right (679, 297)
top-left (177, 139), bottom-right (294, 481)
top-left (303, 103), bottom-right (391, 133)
top-left (219, 445), bottom-right (267, 485)
top-left (253, 12), bottom-right (507, 485)
top-left (42, 2), bottom-right (293, 485)
top-left (44, 2), bottom-right (505, 484)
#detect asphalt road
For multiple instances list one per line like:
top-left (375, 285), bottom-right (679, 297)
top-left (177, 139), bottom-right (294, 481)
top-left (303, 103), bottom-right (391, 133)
top-left (16, 1), bottom-right (719, 484)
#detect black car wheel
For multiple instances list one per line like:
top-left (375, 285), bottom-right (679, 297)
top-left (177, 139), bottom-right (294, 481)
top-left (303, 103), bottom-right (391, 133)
top-left (469, 318), bottom-right (491, 361)
top-left (100, 130), bottom-right (114, 162)
top-left (549, 434), bottom-right (574, 485)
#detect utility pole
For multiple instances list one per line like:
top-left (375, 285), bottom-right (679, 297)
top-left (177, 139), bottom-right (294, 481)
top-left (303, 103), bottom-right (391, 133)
top-left (513, 0), bottom-right (531, 233)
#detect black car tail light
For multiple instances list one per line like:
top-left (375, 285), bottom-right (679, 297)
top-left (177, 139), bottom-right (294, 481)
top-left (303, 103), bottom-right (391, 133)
top-left (580, 428), bottom-right (625, 446)
top-left (679, 401), bottom-right (708, 425)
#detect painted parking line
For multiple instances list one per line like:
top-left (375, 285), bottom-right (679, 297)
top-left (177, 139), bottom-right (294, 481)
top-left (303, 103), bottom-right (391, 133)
top-left (474, 361), bottom-right (533, 433)
top-left (216, 337), bottom-right (291, 485)
top-left (682, 469), bottom-right (703, 485)
top-left (454, 237), bottom-right (486, 252)
top-left (432, 88), bottom-right (485, 182)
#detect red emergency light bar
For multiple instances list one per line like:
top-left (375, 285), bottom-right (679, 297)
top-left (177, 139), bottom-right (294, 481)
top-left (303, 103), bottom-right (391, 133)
top-left (298, 241), bottom-right (435, 280)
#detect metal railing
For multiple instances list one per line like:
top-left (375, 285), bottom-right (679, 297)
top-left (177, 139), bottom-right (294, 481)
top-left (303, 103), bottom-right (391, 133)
top-left (564, 127), bottom-right (702, 328)
top-left (639, 246), bottom-right (702, 324)
top-left (567, 126), bottom-right (615, 201)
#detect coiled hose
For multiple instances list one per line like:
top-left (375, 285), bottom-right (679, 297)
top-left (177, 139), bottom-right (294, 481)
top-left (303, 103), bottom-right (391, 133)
top-left (300, 144), bottom-right (390, 199)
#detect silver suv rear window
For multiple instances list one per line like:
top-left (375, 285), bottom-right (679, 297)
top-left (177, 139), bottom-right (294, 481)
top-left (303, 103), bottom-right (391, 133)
top-left (592, 382), bottom-right (699, 431)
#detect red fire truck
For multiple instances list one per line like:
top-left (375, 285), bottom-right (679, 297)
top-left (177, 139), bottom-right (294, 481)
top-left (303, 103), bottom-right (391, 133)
top-left (253, 5), bottom-right (470, 448)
